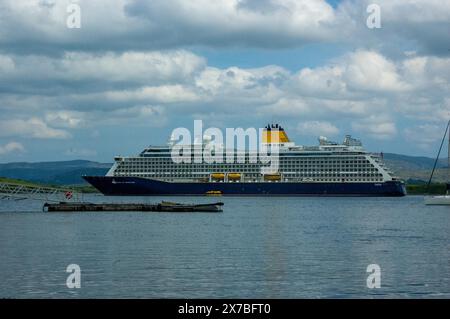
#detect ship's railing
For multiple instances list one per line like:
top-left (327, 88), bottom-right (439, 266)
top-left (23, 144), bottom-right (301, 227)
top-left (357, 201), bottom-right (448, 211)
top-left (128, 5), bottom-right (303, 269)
top-left (370, 153), bottom-right (388, 165)
top-left (369, 153), bottom-right (398, 177)
top-left (0, 182), bottom-right (82, 202)
top-left (369, 152), bottom-right (384, 159)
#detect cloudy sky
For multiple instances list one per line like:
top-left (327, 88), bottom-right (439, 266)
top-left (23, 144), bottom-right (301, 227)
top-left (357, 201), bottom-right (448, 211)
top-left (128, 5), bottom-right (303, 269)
top-left (0, 0), bottom-right (449, 163)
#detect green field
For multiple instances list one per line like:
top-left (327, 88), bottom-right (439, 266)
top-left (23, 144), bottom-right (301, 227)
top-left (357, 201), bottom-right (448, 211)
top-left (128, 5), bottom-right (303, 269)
top-left (0, 177), bottom-right (45, 187)
top-left (406, 183), bottom-right (447, 195)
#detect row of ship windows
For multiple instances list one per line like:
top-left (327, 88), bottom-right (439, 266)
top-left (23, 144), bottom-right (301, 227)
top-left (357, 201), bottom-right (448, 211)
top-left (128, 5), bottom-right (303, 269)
top-left (116, 168), bottom-right (379, 173)
top-left (114, 172), bottom-right (383, 177)
top-left (117, 165), bottom-right (378, 172)
top-left (123, 159), bottom-right (371, 164)
top-left (120, 161), bottom-right (372, 165)
top-left (114, 174), bottom-right (383, 182)
top-left (117, 164), bottom-right (375, 169)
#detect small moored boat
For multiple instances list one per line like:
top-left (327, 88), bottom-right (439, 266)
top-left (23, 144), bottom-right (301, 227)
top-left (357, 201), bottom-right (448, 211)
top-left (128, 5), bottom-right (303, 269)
top-left (425, 195), bottom-right (450, 205)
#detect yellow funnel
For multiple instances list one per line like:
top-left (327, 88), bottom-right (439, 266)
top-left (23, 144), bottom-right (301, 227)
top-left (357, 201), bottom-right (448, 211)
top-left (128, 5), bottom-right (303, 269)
top-left (262, 124), bottom-right (290, 143)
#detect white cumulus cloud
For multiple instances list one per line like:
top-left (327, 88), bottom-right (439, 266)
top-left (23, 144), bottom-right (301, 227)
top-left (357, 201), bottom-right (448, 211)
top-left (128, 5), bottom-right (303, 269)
top-left (0, 118), bottom-right (70, 139)
top-left (0, 142), bottom-right (25, 155)
top-left (297, 121), bottom-right (340, 137)
top-left (352, 116), bottom-right (397, 140)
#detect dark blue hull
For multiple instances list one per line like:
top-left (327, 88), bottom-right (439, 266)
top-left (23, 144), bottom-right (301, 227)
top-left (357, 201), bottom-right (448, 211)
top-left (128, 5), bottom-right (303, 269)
top-left (83, 176), bottom-right (407, 196)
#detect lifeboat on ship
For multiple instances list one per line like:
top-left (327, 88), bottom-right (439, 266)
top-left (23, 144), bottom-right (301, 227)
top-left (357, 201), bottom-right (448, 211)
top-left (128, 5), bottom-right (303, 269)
top-left (211, 173), bottom-right (225, 181)
top-left (227, 173), bottom-right (241, 181)
top-left (263, 173), bottom-right (281, 181)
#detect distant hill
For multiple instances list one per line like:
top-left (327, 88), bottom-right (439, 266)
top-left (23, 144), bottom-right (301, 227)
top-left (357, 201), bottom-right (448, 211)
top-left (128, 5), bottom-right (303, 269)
top-left (0, 160), bottom-right (110, 185)
top-left (383, 153), bottom-right (447, 170)
top-left (382, 153), bottom-right (448, 183)
top-left (0, 154), bottom-right (448, 185)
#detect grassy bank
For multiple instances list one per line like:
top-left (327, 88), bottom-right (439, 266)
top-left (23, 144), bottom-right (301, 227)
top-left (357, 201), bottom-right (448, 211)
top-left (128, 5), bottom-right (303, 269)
top-left (0, 176), bottom-right (46, 187)
top-left (0, 176), bottom-right (99, 193)
top-left (406, 183), bottom-right (447, 195)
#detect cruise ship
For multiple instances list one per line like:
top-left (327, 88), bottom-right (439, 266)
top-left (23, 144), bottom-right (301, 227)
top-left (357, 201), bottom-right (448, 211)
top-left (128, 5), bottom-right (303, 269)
top-left (84, 124), bottom-right (406, 196)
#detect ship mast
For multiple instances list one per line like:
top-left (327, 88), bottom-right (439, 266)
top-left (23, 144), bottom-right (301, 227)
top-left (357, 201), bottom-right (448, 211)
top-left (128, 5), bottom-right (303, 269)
top-left (426, 120), bottom-right (450, 193)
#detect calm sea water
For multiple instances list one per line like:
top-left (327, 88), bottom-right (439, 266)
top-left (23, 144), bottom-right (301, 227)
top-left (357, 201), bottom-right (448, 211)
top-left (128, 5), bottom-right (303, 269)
top-left (0, 195), bottom-right (449, 298)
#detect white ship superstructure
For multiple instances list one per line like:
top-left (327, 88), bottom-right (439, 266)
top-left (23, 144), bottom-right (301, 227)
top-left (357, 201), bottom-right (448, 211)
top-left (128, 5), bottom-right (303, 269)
top-left (106, 125), bottom-right (398, 184)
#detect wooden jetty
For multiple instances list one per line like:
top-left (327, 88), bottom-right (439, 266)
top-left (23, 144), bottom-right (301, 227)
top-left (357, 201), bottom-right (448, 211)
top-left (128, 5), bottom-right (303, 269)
top-left (43, 201), bottom-right (224, 213)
